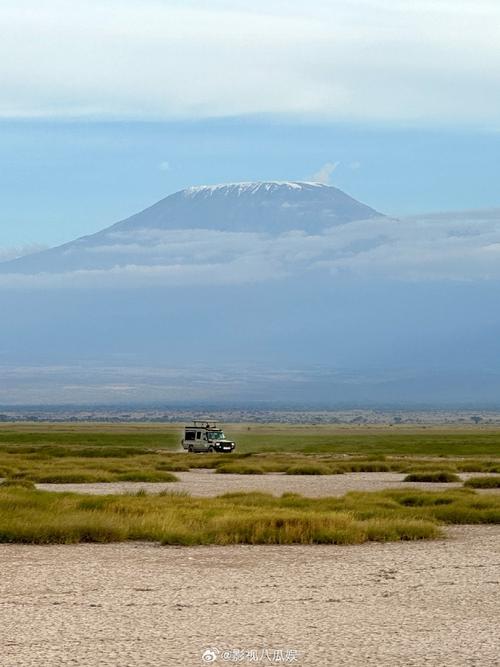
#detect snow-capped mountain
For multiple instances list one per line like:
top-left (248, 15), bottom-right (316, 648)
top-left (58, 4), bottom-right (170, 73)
top-left (0, 181), bottom-right (383, 274)
top-left (2, 184), bottom-right (500, 405)
top-left (107, 181), bottom-right (382, 234)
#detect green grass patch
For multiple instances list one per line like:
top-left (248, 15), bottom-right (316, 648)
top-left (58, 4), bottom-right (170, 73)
top-left (0, 486), bottom-right (497, 545)
top-left (230, 429), bottom-right (500, 456)
top-left (0, 430), bottom-right (178, 451)
top-left (464, 476), bottom-right (500, 489)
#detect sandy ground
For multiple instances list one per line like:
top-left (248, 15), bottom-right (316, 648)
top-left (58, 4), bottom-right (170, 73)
top-left (37, 470), bottom-right (500, 497)
top-left (0, 526), bottom-right (497, 666)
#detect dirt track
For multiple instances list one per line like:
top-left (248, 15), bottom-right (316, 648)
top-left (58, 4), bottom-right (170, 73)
top-left (0, 525), bottom-right (498, 666)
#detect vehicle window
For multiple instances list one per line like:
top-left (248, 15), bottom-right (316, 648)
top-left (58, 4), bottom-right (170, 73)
top-left (207, 430), bottom-right (225, 440)
top-left (196, 431), bottom-right (201, 440)
top-left (185, 431), bottom-right (195, 441)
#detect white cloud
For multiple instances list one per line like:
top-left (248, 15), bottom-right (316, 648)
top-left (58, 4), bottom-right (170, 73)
top-left (0, 243), bottom-right (47, 263)
top-left (0, 1), bottom-right (499, 124)
top-left (312, 162), bottom-right (340, 184)
top-left (0, 255), bottom-right (288, 289)
top-left (2, 212), bottom-right (500, 288)
top-left (158, 161), bottom-right (171, 171)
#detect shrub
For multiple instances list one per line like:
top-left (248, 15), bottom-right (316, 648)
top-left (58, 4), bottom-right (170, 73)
top-left (464, 476), bottom-right (500, 489)
top-left (404, 471), bottom-right (460, 483)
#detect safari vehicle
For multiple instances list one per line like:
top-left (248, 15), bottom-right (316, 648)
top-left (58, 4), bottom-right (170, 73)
top-left (181, 421), bottom-right (236, 453)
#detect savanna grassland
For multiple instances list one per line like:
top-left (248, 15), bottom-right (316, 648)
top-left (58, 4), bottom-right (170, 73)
top-left (0, 422), bottom-right (499, 545)
top-left (1, 422), bottom-right (500, 480)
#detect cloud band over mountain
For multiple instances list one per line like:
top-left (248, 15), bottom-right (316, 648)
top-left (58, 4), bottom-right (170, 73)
top-left (1, 211), bottom-right (500, 288)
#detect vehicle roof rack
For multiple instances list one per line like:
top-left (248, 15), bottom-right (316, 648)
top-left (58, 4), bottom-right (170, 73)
top-left (192, 420), bottom-right (218, 428)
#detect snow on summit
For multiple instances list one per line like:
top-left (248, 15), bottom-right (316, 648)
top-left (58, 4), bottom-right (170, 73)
top-left (183, 181), bottom-right (327, 197)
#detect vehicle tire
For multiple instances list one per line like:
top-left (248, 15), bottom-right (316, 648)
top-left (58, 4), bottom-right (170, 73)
top-left (188, 445), bottom-right (193, 453)
top-left (207, 446), bottom-right (214, 453)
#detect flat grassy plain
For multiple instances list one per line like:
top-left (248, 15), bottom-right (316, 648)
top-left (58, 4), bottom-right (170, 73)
top-left (0, 423), bottom-right (498, 545)
top-left (0, 422), bottom-right (499, 482)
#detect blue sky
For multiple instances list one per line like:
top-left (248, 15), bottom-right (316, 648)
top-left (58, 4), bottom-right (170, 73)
top-left (1, 0), bottom-right (500, 248)
top-left (2, 119), bottom-right (500, 248)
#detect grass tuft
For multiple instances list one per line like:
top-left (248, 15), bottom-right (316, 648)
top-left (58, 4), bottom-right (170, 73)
top-left (33, 472), bottom-right (114, 483)
top-left (285, 463), bottom-right (333, 475)
top-left (0, 478), bottom-right (36, 489)
top-left (338, 462), bottom-right (392, 473)
top-left (404, 471), bottom-right (460, 483)
top-left (464, 476), bottom-right (500, 489)
top-left (115, 471), bottom-right (178, 483)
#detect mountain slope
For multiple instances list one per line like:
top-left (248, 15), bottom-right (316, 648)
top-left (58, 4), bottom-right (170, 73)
top-left (107, 181), bottom-right (382, 234)
top-left (0, 182), bottom-right (383, 274)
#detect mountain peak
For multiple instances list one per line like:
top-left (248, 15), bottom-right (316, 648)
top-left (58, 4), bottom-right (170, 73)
top-left (106, 179), bottom-right (382, 235)
top-left (182, 181), bottom-right (328, 198)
